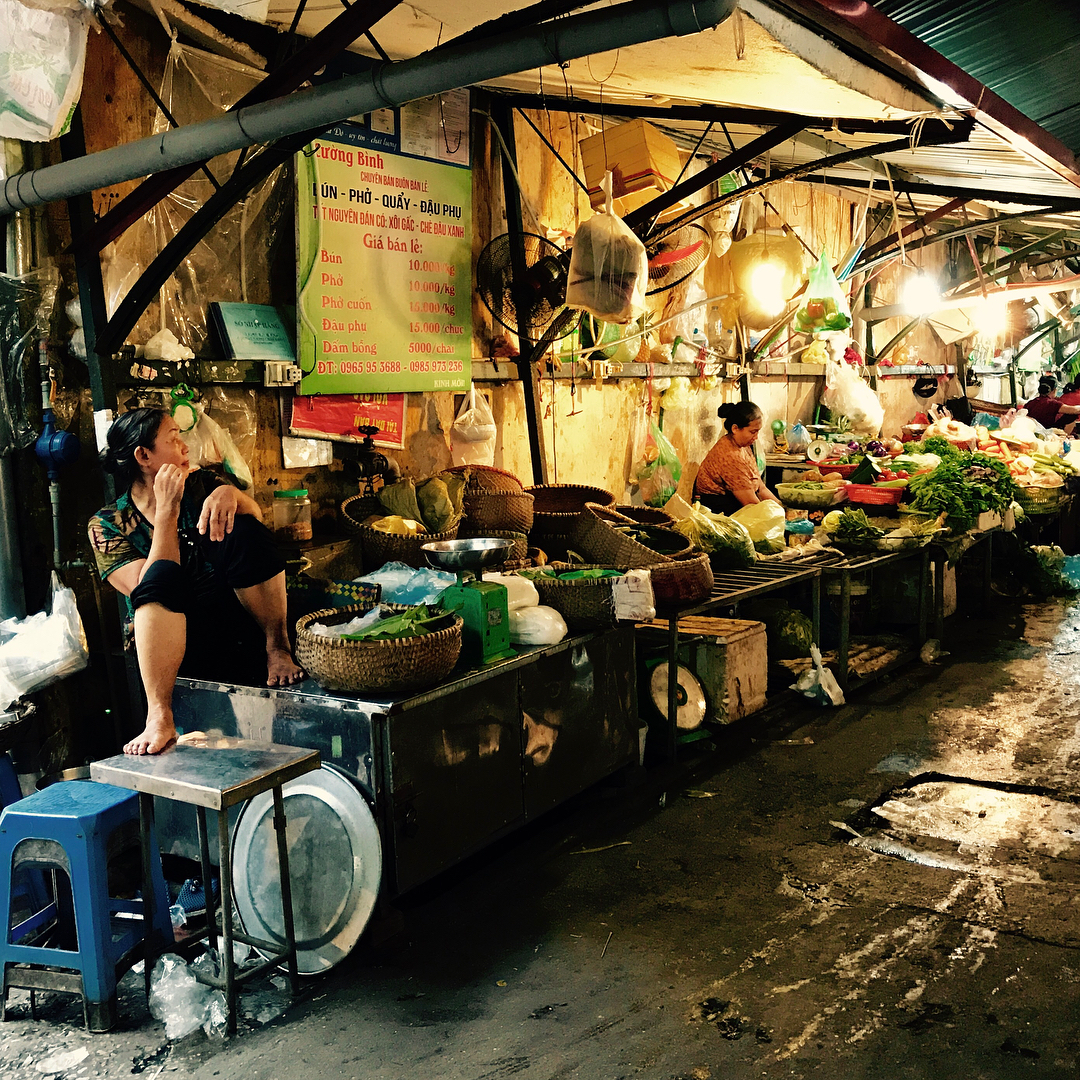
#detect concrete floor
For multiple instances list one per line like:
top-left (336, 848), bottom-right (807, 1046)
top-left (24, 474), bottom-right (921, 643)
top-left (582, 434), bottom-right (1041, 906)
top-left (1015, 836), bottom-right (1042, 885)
top-left (3, 594), bottom-right (1080, 1078)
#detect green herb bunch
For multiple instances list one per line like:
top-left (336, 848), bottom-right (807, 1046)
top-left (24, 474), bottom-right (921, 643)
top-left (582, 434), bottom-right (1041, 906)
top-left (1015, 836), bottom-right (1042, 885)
top-left (905, 451), bottom-right (1019, 529)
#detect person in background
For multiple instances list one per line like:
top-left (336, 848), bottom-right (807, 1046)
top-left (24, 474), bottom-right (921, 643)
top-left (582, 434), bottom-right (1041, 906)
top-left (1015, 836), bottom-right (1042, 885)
top-left (693, 400), bottom-right (781, 515)
top-left (1021, 375), bottom-right (1080, 429)
top-left (89, 408), bottom-right (303, 756)
top-left (1053, 379), bottom-right (1080, 433)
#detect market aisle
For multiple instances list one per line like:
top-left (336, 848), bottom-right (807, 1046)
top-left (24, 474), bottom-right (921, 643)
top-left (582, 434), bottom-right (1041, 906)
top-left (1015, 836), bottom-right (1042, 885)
top-left (3, 596), bottom-right (1080, 1079)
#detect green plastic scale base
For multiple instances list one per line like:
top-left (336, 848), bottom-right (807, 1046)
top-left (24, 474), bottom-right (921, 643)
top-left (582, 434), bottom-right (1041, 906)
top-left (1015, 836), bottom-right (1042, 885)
top-left (441, 580), bottom-right (514, 665)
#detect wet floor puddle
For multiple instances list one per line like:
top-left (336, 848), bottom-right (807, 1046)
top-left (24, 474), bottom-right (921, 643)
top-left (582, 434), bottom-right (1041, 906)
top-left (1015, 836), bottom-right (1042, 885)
top-left (835, 777), bottom-right (1080, 883)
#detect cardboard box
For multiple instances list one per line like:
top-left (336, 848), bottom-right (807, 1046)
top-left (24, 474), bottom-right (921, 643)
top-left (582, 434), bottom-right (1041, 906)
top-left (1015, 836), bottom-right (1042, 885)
top-left (579, 118), bottom-right (688, 219)
top-left (639, 616), bottom-right (767, 723)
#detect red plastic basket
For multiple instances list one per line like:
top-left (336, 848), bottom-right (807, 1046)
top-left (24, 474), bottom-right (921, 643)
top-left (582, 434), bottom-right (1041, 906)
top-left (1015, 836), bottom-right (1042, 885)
top-left (846, 483), bottom-right (904, 506)
top-left (816, 462), bottom-right (859, 478)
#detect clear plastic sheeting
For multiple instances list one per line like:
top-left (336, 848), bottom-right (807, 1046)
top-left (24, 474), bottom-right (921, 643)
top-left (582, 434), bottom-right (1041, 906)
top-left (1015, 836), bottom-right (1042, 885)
top-left (0, 0), bottom-right (89, 141)
top-left (0, 266), bottom-right (57, 456)
top-left (105, 43), bottom-right (290, 354)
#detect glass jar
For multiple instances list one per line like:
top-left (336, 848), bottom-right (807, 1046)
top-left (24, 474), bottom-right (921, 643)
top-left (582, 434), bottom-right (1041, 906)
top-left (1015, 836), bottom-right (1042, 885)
top-left (272, 489), bottom-right (313, 541)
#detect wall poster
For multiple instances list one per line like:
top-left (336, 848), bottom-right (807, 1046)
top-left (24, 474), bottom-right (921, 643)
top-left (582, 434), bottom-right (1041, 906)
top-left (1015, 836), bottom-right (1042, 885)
top-left (296, 90), bottom-right (472, 395)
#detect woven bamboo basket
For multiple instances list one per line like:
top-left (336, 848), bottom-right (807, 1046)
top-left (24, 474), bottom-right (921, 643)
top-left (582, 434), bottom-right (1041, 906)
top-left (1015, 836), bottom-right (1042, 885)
top-left (457, 527), bottom-right (529, 562)
top-left (648, 552), bottom-right (714, 610)
top-left (296, 603), bottom-right (463, 695)
top-left (445, 464), bottom-right (524, 493)
top-left (526, 484), bottom-right (616, 536)
top-left (531, 563), bottom-right (619, 631)
top-left (462, 489), bottom-right (535, 533)
top-left (614, 504), bottom-right (675, 526)
top-left (570, 503), bottom-right (691, 569)
top-left (340, 495), bottom-right (459, 570)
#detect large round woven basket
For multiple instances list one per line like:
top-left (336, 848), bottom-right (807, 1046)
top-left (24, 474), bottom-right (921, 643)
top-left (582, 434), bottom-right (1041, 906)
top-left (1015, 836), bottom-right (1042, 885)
top-left (649, 552), bottom-right (714, 610)
top-left (462, 489), bottom-right (534, 533)
top-left (570, 503), bottom-right (691, 569)
top-left (340, 495), bottom-right (459, 570)
top-left (457, 526), bottom-right (529, 562)
top-left (445, 464), bottom-right (524, 493)
top-left (614, 504), bottom-right (675, 526)
top-left (531, 563), bottom-right (619, 631)
top-left (526, 484), bottom-right (615, 536)
top-left (295, 603), bottom-right (463, 695)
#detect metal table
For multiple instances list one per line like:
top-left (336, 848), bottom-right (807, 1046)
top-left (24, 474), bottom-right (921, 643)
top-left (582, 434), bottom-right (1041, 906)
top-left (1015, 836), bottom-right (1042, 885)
top-left (655, 552), bottom-right (842, 760)
top-left (91, 736), bottom-right (320, 1035)
top-left (818, 547), bottom-right (930, 691)
top-left (928, 529), bottom-right (995, 639)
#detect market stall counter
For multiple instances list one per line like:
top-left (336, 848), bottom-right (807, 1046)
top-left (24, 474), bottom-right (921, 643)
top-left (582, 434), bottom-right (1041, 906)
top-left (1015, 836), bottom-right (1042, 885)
top-left (162, 626), bottom-right (637, 962)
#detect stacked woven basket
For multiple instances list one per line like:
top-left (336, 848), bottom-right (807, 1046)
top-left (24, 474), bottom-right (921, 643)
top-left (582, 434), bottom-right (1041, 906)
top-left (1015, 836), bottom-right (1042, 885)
top-left (450, 465), bottom-right (537, 568)
top-left (525, 484), bottom-right (616, 561)
top-left (340, 494), bottom-right (459, 570)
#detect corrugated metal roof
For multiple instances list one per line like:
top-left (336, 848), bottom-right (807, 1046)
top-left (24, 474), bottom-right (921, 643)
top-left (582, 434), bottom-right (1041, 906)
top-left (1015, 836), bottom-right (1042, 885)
top-left (872, 0), bottom-right (1080, 152)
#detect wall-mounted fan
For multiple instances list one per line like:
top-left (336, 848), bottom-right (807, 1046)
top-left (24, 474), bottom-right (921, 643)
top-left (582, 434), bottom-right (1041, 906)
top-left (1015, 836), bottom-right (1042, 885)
top-left (643, 223), bottom-right (711, 296)
top-left (476, 233), bottom-right (580, 342)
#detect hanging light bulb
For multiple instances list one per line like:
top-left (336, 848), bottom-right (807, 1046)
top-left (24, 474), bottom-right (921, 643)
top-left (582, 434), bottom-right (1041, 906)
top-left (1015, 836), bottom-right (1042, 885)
top-left (901, 271), bottom-right (941, 316)
top-left (748, 260), bottom-right (787, 317)
top-left (976, 295), bottom-right (1010, 337)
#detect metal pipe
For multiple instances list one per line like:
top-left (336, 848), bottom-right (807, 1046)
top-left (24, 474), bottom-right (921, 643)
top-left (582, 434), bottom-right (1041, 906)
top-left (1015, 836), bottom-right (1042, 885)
top-left (0, 0), bottom-right (737, 217)
top-left (0, 458), bottom-right (24, 619)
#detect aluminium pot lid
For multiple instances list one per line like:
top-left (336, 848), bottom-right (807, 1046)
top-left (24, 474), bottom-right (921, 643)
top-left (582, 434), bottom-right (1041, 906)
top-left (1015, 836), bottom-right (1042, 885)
top-left (231, 763), bottom-right (382, 975)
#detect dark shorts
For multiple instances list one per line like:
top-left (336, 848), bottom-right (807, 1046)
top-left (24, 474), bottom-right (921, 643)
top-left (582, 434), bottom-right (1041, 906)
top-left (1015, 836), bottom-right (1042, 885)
top-left (693, 489), bottom-right (743, 517)
top-left (130, 515), bottom-right (285, 685)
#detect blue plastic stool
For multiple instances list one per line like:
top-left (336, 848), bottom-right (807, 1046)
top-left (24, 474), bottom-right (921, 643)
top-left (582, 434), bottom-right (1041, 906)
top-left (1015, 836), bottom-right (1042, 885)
top-left (0, 781), bottom-right (173, 1031)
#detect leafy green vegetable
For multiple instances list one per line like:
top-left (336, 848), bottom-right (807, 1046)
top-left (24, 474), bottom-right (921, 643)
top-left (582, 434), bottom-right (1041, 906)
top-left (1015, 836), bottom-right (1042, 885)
top-left (340, 604), bottom-right (451, 641)
top-left (912, 435), bottom-right (961, 459)
top-left (904, 451), bottom-right (1019, 530)
top-left (829, 508), bottom-right (884, 544)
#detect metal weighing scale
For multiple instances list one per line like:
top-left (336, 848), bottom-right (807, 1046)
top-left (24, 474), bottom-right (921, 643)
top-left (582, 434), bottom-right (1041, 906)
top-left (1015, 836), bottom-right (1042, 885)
top-left (423, 537), bottom-right (516, 665)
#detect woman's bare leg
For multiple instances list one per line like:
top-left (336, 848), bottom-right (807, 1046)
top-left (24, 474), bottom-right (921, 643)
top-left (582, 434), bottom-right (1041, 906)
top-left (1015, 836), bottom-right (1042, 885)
top-left (129, 603), bottom-right (185, 754)
top-left (234, 571), bottom-right (304, 686)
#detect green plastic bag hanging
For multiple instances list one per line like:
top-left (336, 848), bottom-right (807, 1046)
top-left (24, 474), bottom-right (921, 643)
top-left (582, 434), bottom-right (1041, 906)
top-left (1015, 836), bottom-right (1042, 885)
top-left (794, 252), bottom-right (851, 333)
top-left (634, 421), bottom-right (682, 507)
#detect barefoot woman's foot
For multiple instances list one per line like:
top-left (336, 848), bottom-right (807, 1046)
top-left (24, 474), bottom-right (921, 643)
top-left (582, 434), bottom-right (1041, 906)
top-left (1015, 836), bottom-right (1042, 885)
top-left (124, 711), bottom-right (178, 755)
top-left (267, 646), bottom-right (304, 687)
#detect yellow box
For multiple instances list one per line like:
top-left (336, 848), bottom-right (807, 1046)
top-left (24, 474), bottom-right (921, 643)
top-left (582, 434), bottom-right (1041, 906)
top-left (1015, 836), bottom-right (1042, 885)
top-left (579, 118), bottom-right (687, 218)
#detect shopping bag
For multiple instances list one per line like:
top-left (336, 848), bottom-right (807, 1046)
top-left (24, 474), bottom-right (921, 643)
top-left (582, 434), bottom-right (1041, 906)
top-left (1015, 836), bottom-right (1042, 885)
top-left (0, 572), bottom-right (88, 714)
top-left (794, 251), bottom-right (852, 333)
top-left (633, 421), bottom-right (682, 506)
top-left (790, 644), bottom-right (845, 706)
top-left (450, 387), bottom-right (497, 466)
top-left (565, 172), bottom-right (648, 324)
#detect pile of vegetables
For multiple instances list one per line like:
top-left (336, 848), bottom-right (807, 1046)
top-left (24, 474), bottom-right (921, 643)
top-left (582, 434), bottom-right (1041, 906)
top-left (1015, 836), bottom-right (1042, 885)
top-left (336, 604), bottom-right (453, 641)
top-left (823, 508), bottom-right (883, 546)
top-left (903, 451), bottom-right (1019, 530)
top-left (673, 503), bottom-right (756, 567)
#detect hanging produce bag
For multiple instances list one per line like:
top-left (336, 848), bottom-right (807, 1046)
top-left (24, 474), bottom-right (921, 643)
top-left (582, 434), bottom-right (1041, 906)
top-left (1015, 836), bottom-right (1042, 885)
top-left (794, 252), bottom-right (851, 333)
top-left (566, 172), bottom-right (648, 325)
top-left (633, 421), bottom-right (682, 506)
top-left (170, 385), bottom-right (254, 489)
top-left (822, 360), bottom-right (884, 437)
top-left (450, 386), bottom-right (497, 467)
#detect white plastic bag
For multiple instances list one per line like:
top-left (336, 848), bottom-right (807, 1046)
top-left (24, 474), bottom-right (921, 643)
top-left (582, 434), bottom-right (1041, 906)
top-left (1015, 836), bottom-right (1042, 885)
top-left (178, 402), bottom-right (253, 489)
top-left (822, 360), bottom-right (884, 437)
top-left (790, 644), bottom-right (845, 706)
top-left (450, 387), bottom-right (497, 467)
top-left (0, 0), bottom-right (89, 142)
top-left (482, 573), bottom-right (539, 611)
top-left (509, 605), bottom-right (567, 645)
top-left (0, 572), bottom-right (88, 714)
top-left (565, 172), bottom-right (648, 325)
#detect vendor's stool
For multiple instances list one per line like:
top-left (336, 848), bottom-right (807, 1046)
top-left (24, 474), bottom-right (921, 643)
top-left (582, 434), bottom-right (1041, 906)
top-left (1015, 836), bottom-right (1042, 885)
top-left (0, 780), bottom-right (173, 1031)
top-left (91, 735), bottom-right (319, 1035)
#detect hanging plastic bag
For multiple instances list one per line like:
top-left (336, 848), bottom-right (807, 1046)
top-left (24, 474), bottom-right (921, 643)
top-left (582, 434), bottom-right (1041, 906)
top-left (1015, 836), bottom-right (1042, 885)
top-left (822, 360), bottom-right (884, 437)
top-left (633, 421), bottom-right (682, 507)
top-left (732, 501), bottom-right (786, 555)
top-left (171, 385), bottom-right (254, 489)
top-left (794, 252), bottom-right (852, 333)
top-left (449, 386), bottom-right (497, 467)
top-left (790, 644), bottom-right (845, 706)
top-left (565, 172), bottom-right (648, 324)
top-left (0, 572), bottom-right (88, 714)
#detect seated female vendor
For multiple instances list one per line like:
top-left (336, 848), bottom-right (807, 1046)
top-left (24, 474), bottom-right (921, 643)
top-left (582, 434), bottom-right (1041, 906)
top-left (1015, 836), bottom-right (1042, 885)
top-left (88, 408), bottom-right (303, 757)
top-left (693, 400), bottom-right (781, 516)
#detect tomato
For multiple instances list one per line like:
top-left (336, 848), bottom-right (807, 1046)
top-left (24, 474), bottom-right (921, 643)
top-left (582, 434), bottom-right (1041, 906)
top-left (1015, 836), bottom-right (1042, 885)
top-left (880, 470), bottom-right (894, 480)
top-left (896, 470), bottom-right (909, 479)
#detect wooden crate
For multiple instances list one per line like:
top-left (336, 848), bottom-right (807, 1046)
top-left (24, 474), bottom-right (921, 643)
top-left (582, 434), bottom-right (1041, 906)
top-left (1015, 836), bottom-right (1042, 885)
top-left (640, 617), bottom-right (768, 724)
top-left (579, 118), bottom-right (688, 218)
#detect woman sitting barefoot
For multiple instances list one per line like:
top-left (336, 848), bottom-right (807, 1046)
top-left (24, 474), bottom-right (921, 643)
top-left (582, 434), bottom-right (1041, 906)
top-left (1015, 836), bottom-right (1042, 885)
top-left (89, 408), bottom-right (303, 755)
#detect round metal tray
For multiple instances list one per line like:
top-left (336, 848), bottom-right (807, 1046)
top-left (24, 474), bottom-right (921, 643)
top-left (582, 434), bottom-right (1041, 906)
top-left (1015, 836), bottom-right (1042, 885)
top-left (231, 763), bottom-right (382, 975)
